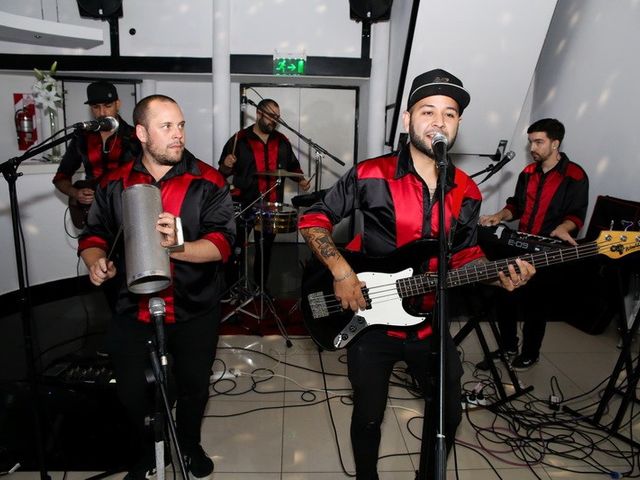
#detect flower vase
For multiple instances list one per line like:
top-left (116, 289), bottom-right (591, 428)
top-left (44, 109), bottom-right (62, 163)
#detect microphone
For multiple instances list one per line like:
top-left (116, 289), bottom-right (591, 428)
top-left (73, 116), bottom-right (119, 132)
top-left (240, 88), bottom-right (247, 112)
top-left (149, 296), bottom-right (165, 318)
top-left (148, 297), bottom-right (167, 367)
top-left (479, 151), bottom-right (516, 184)
top-left (431, 132), bottom-right (448, 165)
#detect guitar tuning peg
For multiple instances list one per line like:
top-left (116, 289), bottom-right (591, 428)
top-left (621, 220), bottom-right (634, 231)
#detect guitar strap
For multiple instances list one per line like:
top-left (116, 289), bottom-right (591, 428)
top-left (350, 163), bottom-right (363, 246)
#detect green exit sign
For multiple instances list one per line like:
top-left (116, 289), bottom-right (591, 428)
top-left (273, 57), bottom-right (306, 76)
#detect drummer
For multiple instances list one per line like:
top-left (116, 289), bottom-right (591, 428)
top-left (218, 98), bottom-right (311, 294)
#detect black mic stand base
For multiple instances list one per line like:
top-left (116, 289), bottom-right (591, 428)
top-left (147, 340), bottom-right (189, 480)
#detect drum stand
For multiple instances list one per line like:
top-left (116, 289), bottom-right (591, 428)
top-left (255, 214), bottom-right (292, 347)
top-left (221, 182), bottom-right (292, 346)
top-left (221, 216), bottom-right (261, 326)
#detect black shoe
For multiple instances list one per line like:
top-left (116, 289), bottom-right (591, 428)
top-left (184, 444), bottom-right (214, 479)
top-left (123, 458), bottom-right (159, 480)
top-left (511, 354), bottom-right (539, 371)
top-left (124, 446), bottom-right (170, 480)
top-left (475, 348), bottom-right (518, 371)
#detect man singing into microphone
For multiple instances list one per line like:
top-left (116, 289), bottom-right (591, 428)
top-left (477, 118), bottom-right (589, 371)
top-left (52, 81), bottom-right (140, 215)
top-left (298, 68), bottom-right (536, 479)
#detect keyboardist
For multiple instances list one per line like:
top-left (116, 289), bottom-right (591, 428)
top-left (477, 118), bottom-right (589, 371)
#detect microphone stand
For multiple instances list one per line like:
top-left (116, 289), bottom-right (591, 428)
top-left (416, 142), bottom-right (450, 480)
top-left (476, 153), bottom-right (514, 186)
top-left (470, 161), bottom-right (498, 179)
top-left (148, 299), bottom-right (188, 480)
top-left (245, 98), bottom-right (345, 190)
top-left (0, 130), bottom-right (78, 480)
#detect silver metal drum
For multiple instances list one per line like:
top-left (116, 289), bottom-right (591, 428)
top-left (122, 184), bottom-right (171, 294)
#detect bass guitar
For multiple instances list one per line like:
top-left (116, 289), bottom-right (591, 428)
top-left (68, 179), bottom-right (96, 229)
top-left (300, 230), bottom-right (640, 350)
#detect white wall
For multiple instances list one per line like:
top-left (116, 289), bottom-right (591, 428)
top-left (497, 0), bottom-right (640, 231)
top-left (2, 0), bottom-right (640, 295)
top-left (393, 0), bottom-right (557, 159)
top-left (0, 0), bottom-right (362, 58)
top-left (0, 0), bottom-right (112, 55)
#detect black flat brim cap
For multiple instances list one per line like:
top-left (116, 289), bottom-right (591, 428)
top-left (407, 69), bottom-right (470, 114)
top-left (85, 81), bottom-right (118, 105)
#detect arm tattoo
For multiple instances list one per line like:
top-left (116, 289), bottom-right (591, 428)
top-left (301, 227), bottom-right (342, 265)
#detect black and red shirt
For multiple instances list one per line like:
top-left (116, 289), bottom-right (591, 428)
top-left (79, 150), bottom-right (236, 324)
top-left (505, 153), bottom-right (589, 236)
top-left (298, 146), bottom-right (485, 338)
top-left (219, 126), bottom-right (303, 205)
top-left (53, 117), bottom-right (140, 186)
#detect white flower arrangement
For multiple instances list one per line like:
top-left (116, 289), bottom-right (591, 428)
top-left (32, 61), bottom-right (62, 114)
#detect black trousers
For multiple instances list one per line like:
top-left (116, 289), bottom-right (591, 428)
top-left (495, 272), bottom-right (551, 359)
top-left (346, 328), bottom-right (463, 480)
top-left (105, 308), bottom-right (220, 459)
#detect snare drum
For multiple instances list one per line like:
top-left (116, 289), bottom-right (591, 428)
top-left (254, 202), bottom-right (297, 234)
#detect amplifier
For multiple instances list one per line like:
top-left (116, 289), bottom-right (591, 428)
top-left (42, 355), bottom-right (115, 387)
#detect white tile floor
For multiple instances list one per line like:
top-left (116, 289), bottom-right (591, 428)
top-left (9, 319), bottom-right (640, 479)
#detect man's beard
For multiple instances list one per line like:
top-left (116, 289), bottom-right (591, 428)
top-left (409, 123), bottom-right (435, 158)
top-left (147, 138), bottom-right (183, 166)
top-left (531, 151), bottom-right (551, 163)
top-left (409, 123), bottom-right (456, 159)
top-left (258, 117), bottom-right (276, 134)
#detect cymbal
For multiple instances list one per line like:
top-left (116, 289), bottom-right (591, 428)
top-left (254, 169), bottom-right (305, 178)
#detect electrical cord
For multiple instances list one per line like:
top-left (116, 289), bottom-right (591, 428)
top-left (202, 337), bottom-right (640, 478)
top-left (63, 206), bottom-right (81, 239)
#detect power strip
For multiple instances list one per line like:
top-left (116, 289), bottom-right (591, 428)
top-left (211, 368), bottom-right (240, 381)
top-left (463, 392), bottom-right (488, 407)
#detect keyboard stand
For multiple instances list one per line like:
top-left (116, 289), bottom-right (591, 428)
top-left (454, 313), bottom-right (533, 407)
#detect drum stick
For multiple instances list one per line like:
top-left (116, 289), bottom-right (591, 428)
top-left (304, 172), bottom-right (317, 190)
top-left (231, 132), bottom-right (239, 156)
top-left (107, 225), bottom-right (123, 261)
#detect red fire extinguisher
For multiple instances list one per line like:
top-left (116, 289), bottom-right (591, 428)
top-left (15, 107), bottom-right (37, 150)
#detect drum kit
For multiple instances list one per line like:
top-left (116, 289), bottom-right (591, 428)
top-left (222, 169), bottom-right (307, 343)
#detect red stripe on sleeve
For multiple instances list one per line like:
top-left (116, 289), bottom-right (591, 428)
top-left (78, 235), bottom-right (109, 253)
top-left (298, 212), bottom-right (334, 232)
top-left (203, 232), bottom-right (232, 263)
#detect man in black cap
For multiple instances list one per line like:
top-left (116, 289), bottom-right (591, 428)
top-left (299, 68), bottom-right (535, 478)
top-left (53, 80), bottom-right (140, 228)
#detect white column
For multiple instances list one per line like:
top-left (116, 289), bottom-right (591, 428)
top-left (367, 21), bottom-right (391, 158)
top-left (212, 0), bottom-right (231, 167)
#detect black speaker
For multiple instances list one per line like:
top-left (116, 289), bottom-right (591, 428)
top-left (77, 0), bottom-right (123, 19)
top-left (0, 357), bottom-right (136, 471)
top-left (586, 195), bottom-right (640, 241)
top-left (350, 0), bottom-right (393, 22)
